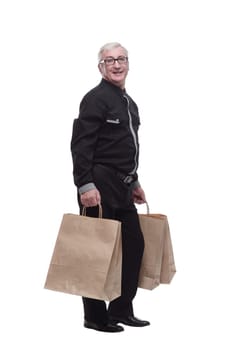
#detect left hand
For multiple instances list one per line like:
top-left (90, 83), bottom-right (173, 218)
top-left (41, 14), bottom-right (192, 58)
top-left (132, 186), bottom-right (146, 204)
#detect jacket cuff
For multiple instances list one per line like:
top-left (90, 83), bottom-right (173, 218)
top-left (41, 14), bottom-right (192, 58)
top-left (78, 182), bottom-right (96, 195)
top-left (131, 180), bottom-right (141, 190)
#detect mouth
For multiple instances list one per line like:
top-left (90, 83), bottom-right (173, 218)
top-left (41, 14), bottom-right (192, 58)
top-left (112, 70), bottom-right (123, 75)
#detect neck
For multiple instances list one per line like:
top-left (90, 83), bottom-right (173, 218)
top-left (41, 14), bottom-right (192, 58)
top-left (102, 77), bottom-right (125, 90)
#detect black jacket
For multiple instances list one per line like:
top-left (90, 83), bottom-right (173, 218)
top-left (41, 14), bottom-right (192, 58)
top-left (71, 79), bottom-right (140, 191)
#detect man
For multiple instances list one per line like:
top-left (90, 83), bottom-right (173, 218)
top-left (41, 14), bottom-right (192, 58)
top-left (71, 42), bottom-right (150, 332)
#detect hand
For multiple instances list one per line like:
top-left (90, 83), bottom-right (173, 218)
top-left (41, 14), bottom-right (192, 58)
top-left (132, 186), bottom-right (146, 204)
top-left (80, 189), bottom-right (101, 207)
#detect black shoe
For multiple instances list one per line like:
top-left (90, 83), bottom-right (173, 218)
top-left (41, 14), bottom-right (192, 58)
top-left (109, 315), bottom-right (150, 327)
top-left (84, 320), bottom-right (124, 332)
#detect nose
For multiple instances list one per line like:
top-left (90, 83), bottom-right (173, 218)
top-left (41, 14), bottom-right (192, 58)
top-left (113, 61), bottom-right (121, 70)
top-left (113, 60), bottom-right (120, 67)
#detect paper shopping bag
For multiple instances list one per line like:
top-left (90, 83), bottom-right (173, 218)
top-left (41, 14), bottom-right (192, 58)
top-left (138, 206), bottom-right (176, 290)
top-left (44, 207), bottom-right (122, 301)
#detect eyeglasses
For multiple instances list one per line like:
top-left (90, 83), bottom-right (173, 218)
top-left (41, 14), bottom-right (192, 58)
top-left (99, 56), bottom-right (128, 66)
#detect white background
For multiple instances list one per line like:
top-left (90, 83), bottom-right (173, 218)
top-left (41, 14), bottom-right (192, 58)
top-left (1, 0), bottom-right (233, 349)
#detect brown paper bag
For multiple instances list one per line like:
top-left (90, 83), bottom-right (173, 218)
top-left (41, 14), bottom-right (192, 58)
top-left (44, 207), bottom-right (122, 301)
top-left (138, 205), bottom-right (176, 290)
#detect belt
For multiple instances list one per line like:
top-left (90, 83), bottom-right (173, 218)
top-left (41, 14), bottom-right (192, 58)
top-left (116, 172), bottom-right (136, 184)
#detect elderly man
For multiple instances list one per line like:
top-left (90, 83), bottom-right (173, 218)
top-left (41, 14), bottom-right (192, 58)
top-left (71, 42), bottom-right (150, 332)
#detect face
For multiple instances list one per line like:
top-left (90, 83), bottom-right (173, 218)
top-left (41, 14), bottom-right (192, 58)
top-left (98, 46), bottom-right (129, 89)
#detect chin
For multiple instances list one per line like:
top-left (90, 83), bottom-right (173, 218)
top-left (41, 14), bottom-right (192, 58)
top-left (112, 77), bottom-right (124, 84)
top-left (113, 81), bottom-right (124, 88)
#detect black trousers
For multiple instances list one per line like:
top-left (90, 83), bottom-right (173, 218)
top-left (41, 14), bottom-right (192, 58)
top-left (78, 165), bottom-right (145, 324)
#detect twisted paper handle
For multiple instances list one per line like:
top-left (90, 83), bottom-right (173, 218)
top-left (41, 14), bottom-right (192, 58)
top-left (81, 204), bottom-right (103, 218)
top-left (145, 202), bottom-right (150, 215)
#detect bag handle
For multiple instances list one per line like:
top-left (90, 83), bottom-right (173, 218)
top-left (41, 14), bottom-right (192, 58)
top-left (81, 204), bottom-right (103, 218)
top-left (145, 202), bottom-right (150, 214)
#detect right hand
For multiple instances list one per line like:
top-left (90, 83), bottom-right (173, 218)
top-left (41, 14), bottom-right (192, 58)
top-left (80, 189), bottom-right (101, 207)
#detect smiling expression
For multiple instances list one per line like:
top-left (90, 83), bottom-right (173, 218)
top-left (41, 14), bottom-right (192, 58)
top-left (98, 46), bottom-right (129, 89)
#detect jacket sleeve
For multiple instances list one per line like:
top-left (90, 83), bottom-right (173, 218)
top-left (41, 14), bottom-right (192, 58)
top-left (71, 93), bottom-right (105, 189)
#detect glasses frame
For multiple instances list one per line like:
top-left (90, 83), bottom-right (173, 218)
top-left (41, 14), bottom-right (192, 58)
top-left (99, 55), bottom-right (128, 66)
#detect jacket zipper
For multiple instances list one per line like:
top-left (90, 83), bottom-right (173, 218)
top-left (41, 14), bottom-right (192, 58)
top-left (123, 94), bottom-right (138, 174)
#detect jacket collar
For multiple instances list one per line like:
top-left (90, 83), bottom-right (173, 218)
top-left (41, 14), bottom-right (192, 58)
top-left (100, 79), bottom-right (126, 95)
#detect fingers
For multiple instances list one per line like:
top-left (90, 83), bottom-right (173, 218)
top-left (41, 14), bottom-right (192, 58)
top-left (132, 187), bottom-right (146, 204)
top-left (134, 198), bottom-right (146, 204)
top-left (133, 192), bottom-right (146, 204)
top-left (81, 189), bottom-right (101, 207)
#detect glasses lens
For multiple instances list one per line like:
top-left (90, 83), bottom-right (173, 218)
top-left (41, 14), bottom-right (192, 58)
top-left (103, 56), bottom-right (128, 65)
top-left (104, 57), bottom-right (114, 65)
top-left (118, 56), bottom-right (128, 64)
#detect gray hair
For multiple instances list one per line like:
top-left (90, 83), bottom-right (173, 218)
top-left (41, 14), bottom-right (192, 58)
top-left (98, 42), bottom-right (128, 62)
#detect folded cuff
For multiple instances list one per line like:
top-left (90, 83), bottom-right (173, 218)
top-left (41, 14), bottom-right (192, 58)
top-left (131, 180), bottom-right (141, 190)
top-left (78, 182), bottom-right (96, 195)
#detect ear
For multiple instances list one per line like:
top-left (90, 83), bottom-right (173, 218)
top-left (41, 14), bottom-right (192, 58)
top-left (98, 63), bottom-right (103, 74)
